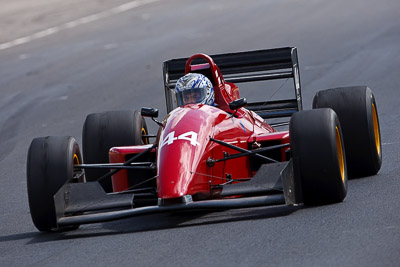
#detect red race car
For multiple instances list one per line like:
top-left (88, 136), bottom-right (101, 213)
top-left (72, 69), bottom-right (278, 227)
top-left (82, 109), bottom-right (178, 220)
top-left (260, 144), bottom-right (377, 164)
top-left (27, 47), bottom-right (382, 231)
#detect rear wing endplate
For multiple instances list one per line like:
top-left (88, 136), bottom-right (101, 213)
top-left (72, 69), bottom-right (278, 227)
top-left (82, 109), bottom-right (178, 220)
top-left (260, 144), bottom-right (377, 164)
top-left (163, 47), bottom-right (302, 118)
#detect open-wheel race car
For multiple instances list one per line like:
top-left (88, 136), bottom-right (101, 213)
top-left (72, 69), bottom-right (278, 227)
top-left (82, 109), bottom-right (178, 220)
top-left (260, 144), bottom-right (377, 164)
top-left (27, 47), bottom-right (382, 231)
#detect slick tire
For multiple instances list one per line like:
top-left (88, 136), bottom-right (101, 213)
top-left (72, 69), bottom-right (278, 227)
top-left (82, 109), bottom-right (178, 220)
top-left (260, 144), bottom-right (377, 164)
top-left (313, 86), bottom-right (382, 177)
top-left (27, 136), bottom-right (82, 232)
top-left (290, 108), bottom-right (347, 205)
top-left (82, 110), bottom-right (149, 192)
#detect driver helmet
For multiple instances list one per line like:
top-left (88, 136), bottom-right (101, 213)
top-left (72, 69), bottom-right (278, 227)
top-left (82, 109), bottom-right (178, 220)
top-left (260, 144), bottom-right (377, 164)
top-left (175, 73), bottom-right (214, 106)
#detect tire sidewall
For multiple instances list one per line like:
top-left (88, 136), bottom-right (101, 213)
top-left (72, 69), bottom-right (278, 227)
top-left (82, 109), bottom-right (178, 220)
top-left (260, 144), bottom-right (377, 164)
top-left (365, 89), bottom-right (382, 175)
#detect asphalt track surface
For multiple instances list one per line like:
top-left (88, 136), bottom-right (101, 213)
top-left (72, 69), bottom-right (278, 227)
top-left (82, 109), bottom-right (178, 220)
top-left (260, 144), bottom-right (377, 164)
top-left (1, 0), bottom-right (400, 266)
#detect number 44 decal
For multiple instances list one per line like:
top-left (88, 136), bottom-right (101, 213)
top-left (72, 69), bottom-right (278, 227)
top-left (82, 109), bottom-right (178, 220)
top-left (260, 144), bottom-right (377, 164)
top-left (160, 131), bottom-right (199, 149)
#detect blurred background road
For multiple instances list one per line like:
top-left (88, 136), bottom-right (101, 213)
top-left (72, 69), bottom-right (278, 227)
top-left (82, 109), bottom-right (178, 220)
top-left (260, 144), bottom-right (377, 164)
top-left (0, 0), bottom-right (399, 266)
top-left (0, 0), bottom-right (131, 43)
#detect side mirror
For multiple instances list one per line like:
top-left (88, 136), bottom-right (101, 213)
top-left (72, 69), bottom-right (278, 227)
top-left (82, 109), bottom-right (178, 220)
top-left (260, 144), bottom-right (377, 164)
top-left (229, 98), bottom-right (247, 110)
top-left (141, 107), bottom-right (159, 118)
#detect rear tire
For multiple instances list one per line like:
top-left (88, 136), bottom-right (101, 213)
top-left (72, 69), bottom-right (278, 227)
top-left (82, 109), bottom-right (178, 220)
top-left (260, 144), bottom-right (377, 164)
top-left (290, 109), bottom-right (347, 205)
top-left (313, 86), bottom-right (382, 177)
top-left (82, 110), bottom-right (148, 192)
top-left (27, 136), bottom-right (82, 232)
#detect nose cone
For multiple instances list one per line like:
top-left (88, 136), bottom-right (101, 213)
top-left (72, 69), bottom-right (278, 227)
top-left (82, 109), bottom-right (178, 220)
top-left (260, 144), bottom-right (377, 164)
top-left (157, 140), bottom-right (198, 198)
top-left (157, 105), bottom-right (218, 199)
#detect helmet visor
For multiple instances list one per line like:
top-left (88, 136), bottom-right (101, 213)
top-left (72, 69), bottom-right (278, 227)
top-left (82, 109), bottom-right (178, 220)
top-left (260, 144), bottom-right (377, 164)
top-left (176, 88), bottom-right (207, 106)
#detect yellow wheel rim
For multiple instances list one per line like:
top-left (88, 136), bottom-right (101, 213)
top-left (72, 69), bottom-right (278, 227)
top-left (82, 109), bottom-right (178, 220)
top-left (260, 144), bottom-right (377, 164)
top-left (372, 103), bottom-right (381, 157)
top-left (336, 126), bottom-right (345, 183)
top-left (142, 127), bottom-right (149, 145)
top-left (73, 153), bottom-right (85, 182)
top-left (73, 153), bottom-right (80, 165)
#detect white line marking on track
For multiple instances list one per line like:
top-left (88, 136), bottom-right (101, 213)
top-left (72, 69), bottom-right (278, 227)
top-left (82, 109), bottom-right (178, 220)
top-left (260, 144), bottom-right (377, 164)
top-left (382, 142), bottom-right (399, 145)
top-left (0, 0), bottom-right (160, 51)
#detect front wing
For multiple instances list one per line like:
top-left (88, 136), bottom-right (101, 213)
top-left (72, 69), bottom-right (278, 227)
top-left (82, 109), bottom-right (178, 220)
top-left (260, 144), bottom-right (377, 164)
top-left (55, 160), bottom-right (302, 228)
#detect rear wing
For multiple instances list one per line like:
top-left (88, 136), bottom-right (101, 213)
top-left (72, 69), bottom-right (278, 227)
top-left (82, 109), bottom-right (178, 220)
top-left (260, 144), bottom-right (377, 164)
top-left (163, 47), bottom-right (302, 119)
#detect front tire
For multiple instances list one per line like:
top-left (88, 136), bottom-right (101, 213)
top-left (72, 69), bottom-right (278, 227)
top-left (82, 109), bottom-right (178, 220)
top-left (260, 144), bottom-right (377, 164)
top-left (27, 136), bottom-right (82, 232)
top-left (290, 108), bottom-right (347, 205)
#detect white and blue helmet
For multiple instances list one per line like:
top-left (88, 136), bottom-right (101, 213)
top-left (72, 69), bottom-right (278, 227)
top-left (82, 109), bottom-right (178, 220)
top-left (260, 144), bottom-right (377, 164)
top-left (175, 73), bottom-right (214, 106)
